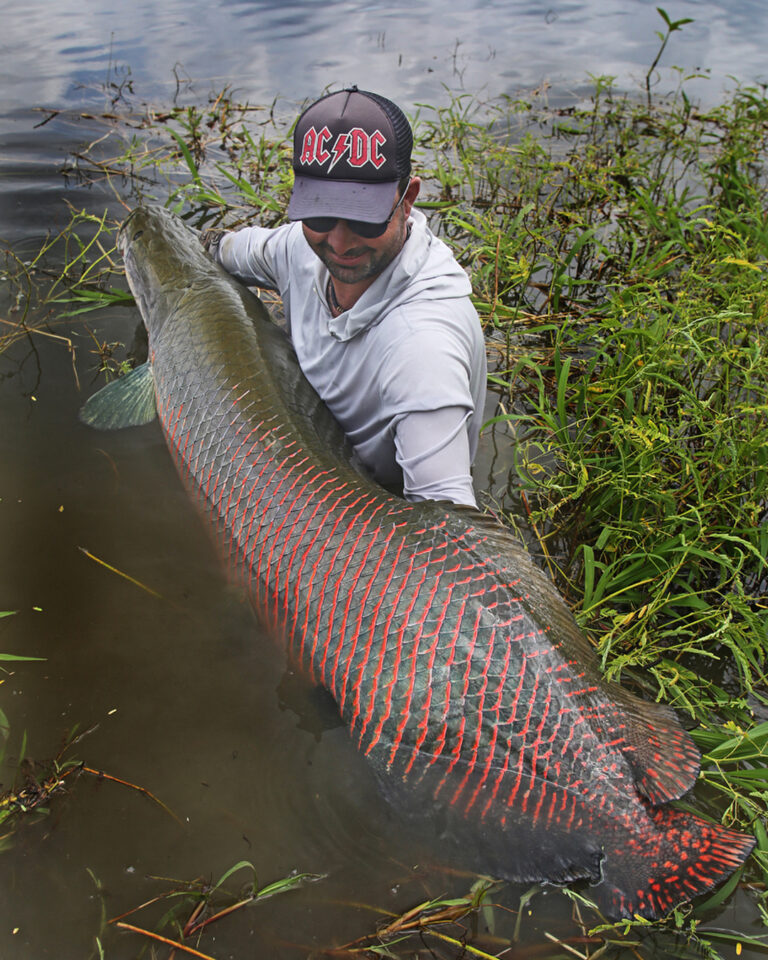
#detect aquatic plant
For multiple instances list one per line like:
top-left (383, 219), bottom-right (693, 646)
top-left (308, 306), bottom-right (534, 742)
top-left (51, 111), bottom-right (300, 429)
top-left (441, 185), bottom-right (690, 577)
top-left (107, 860), bottom-right (323, 957)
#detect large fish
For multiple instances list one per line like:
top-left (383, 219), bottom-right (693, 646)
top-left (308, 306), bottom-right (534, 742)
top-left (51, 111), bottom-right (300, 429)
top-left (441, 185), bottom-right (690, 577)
top-left (81, 205), bottom-right (754, 919)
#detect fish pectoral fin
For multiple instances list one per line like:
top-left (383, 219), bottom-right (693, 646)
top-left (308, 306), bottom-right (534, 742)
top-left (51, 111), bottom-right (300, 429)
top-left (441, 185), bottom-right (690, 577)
top-left (79, 361), bottom-right (157, 430)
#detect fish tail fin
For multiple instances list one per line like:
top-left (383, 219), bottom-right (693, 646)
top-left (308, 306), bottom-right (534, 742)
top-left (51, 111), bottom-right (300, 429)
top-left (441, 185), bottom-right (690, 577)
top-left (594, 807), bottom-right (755, 919)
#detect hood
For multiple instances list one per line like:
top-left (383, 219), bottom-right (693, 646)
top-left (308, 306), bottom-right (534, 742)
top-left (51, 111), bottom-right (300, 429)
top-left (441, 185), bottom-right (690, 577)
top-left (315, 208), bottom-right (473, 342)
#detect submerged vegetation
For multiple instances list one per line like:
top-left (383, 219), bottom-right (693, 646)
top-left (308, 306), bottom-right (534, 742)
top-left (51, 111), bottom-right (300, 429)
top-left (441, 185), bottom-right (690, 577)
top-left (2, 11), bottom-right (768, 958)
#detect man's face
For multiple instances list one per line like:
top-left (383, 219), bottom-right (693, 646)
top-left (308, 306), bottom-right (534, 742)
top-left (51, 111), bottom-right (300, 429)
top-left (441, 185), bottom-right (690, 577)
top-left (301, 179), bottom-right (419, 286)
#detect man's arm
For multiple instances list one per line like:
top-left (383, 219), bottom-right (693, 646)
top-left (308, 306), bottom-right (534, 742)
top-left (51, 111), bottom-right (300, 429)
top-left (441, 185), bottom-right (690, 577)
top-left (201, 223), bottom-right (298, 290)
top-left (394, 406), bottom-right (477, 508)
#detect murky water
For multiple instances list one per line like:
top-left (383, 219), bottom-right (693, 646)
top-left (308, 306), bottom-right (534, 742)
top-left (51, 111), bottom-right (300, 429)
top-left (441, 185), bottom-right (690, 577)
top-left (1, 1), bottom-right (766, 957)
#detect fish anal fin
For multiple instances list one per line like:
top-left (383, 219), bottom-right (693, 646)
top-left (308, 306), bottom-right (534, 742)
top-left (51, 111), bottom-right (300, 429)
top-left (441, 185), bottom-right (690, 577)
top-left (79, 362), bottom-right (157, 430)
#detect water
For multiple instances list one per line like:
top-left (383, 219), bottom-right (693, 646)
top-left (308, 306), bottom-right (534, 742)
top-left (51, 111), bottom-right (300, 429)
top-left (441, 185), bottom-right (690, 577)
top-left (1, 1), bottom-right (765, 957)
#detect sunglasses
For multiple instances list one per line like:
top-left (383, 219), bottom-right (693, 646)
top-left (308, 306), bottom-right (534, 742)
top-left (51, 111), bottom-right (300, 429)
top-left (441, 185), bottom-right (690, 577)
top-left (301, 185), bottom-right (409, 239)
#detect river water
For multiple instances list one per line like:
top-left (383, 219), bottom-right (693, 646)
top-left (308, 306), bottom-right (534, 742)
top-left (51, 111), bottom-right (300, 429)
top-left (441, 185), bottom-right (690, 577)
top-left (1, 1), bottom-right (766, 958)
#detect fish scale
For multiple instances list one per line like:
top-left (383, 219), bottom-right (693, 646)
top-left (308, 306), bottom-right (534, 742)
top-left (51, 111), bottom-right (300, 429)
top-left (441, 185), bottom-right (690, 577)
top-left (82, 205), bottom-right (755, 920)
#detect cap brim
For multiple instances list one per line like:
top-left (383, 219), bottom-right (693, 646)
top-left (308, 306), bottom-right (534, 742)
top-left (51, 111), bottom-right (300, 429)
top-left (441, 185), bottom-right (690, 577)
top-left (287, 176), bottom-right (399, 223)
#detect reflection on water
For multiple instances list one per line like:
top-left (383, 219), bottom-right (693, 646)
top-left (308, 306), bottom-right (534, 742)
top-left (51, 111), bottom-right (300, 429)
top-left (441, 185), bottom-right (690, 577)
top-left (2, 0), bottom-right (767, 956)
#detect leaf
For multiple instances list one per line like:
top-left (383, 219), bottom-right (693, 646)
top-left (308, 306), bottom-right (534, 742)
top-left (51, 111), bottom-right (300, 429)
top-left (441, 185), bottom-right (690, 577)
top-left (581, 543), bottom-right (596, 609)
top-left (167, 129), bottom-right (202, 185)
top-left (755, 817), bottom-right (768, 853)
top-left (256, 872), bottom-right (324, 900)
top-left (212, 859), bottom-right (257, 894)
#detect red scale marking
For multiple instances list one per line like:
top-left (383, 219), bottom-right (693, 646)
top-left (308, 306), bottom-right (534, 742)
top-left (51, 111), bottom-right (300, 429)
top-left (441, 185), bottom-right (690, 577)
top-left (220, 429), bottom-right (271, 570)
top-left (210, 420), bottom-right (274, 512)
top-left (559, 713), bottom-right (589, 759)
top-left (362, 557), bottom-right (431, 760)
top-left (526, 688), bottom-right (555, 822)
top-left (236, 446), bottom-right (304, 545)
top-left (402, 579), bottom-right (458, 773)
top-left (563, 684), bottom-right (599, 698)
top-left (171, 408), bottom-right (184, 464)
top-left (198, 388), bottom-right (254, 496)
top-left (305, 496), bottom-right (384, 679)
top-left (215, 422), bottom-right (259, 516)
top-left (432, 604), bottom-right (484, 798)
top-left (358, 547), bottom-right (419, 748)
top-left (595, 737), bottom-right (627, 752)
top-left (316, 503), bottom-right (394, 683)
top-left (189, 426), bottom-right (208, 481)
top-left (417, 589), bottom-right (472, 780)
top-left (336, 525), bottom-right (397, 715)
top-left (179, 419), bottom-right (193, 470)
top-left (464, 631), bottom-right (513, 812)
top-left (244, 448), bottom-right (304, 597)
top-left (502, 668), bottom-right (541, 810)
top-left (166, 402), bottom-right (184, 446)
top-left (225, 431), bottom-right (287, 534)
top-left (479, 629), bottom-right (529, 815)
top-left (349, 536), bottom-right (410, 737)
top-left (271, 482), bottom-right (359, 637)
top-left (563, 792), bottom-right (582, 832)
top-left (544, 783), bottom-right (563, 826)
top-left (237, 436), bottom-right (298, 571)
top-left (264, 461), bottom-right (339, 625)
top-left (175, 423), bottom-right (196, 483)
top-left (239, 442), bottom-right (295, 605)
top-left (293, 496), bottom-right (385, 669)
top-left (449, 618), bottom-right (498, 808)
top-left (534, 705), bottom-right (572, 791)
top-left (326, 511), bottom-right (390, 700)
top-left (385, 568), bottom-right (447, 769)
top-left (251, 456), bottom-right (318, 599)
top-left (274, 477), bottom-right (346, 653)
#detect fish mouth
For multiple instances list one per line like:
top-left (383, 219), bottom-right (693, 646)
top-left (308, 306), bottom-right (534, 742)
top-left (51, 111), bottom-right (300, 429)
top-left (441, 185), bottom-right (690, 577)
top-left (117, 209), bottom-right (143, 255)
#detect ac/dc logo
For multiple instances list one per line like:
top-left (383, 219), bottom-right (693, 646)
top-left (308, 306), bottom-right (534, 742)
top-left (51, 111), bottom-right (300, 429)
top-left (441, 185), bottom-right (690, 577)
top-left (298, 126), bottom-right (387, 172)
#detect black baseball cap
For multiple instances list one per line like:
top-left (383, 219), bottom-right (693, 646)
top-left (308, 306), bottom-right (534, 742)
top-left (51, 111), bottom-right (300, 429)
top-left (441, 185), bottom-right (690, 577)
top-left (286, 86), bottom-right (413, 224)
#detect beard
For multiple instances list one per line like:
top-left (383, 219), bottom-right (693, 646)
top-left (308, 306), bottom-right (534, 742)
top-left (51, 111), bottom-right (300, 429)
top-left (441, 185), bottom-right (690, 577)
top-left (303, 210), bottom-right (408, 286)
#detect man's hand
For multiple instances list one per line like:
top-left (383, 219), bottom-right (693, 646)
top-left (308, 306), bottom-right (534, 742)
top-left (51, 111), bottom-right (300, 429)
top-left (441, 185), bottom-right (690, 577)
top-left (200, 228), bottom-right (225, 257)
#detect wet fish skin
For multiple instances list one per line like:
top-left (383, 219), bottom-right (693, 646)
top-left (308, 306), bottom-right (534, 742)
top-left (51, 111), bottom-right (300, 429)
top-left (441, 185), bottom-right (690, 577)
top-left (86, 205), bottom-right (754, 919)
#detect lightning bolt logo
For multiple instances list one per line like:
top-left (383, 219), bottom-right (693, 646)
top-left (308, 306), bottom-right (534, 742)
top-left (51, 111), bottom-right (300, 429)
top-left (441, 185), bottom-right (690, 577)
top-left (328, 133), bottom-right (350, 173)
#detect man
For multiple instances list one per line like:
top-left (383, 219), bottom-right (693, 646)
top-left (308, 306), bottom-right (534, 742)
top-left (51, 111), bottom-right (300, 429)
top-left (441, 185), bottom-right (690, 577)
top-left (205, 87), bottom-right (486, 508)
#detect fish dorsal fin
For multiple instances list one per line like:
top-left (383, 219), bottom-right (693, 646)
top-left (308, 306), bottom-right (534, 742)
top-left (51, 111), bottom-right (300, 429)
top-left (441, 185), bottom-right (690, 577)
top-left (79, 362), bottom-right (157, 430)
top-left (596, 687), bottom-right (701, 804)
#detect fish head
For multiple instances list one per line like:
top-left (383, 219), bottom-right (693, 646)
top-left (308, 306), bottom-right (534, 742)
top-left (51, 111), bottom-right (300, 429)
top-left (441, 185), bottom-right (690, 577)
top-left (118, 205), bottom-right (212, 342)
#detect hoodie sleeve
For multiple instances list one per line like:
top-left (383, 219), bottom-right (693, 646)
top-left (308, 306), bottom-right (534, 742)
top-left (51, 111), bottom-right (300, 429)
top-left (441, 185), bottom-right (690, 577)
top-left (394, 406), bottom-right (478, 507)
top-left (381, 324), bottom-right (480, 506)
top-left (216, 222), bottom-right (300, 291)
top-left (380, 323), bottom-right (476, 415)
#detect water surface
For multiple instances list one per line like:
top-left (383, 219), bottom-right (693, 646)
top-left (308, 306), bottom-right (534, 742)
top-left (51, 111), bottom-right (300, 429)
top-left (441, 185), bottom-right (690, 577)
top-left (1, 1), bottom-right (765, 956)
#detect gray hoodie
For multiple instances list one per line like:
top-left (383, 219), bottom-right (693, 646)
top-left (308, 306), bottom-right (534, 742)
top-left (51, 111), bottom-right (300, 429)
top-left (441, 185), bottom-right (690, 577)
top-left (215, 209), bottom-right (486, 506)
